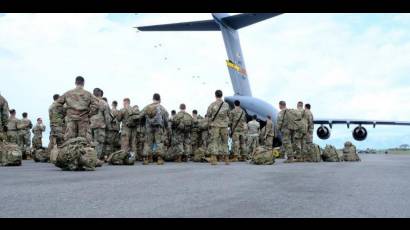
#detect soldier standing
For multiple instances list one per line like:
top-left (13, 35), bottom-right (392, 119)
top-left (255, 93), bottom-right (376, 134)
top-left (7, 109), bottom-right (20, 145)
top-left (141, 93), bottom-right (169, 165)
top-left (172, 104), bottom-right (193, 162)
top-left (105, 100), bottom-right (121, 156)
top-left (276, 101), bottom-right (298, 163)
top-left (48, 94), bottom-right (65, 150)
top-left (32, 118), bottom-right (46, 150)
top-left (18, 112), bottom-right (33, 158)
top-left (55, 76), bottom-right (99, 142)
top-left (304, 104), bottom-right (314, 145)
top-left (247, 115), bottom-right (260, 157)
top-left (295, 101), bottom-right (308, 162)
top-left (0, 94), bottom-right (9, 142)
top-left (229, 100), bottom-right (247, 162)
top-left (263, 115), bottom-right (275, 151)
top-left (191, 110), bottom-right (202, 154)
top-left (206, 90), bottom-right (230, 165)
top-left (90, 88), bottom-right (111, 160)
top-left (116, 98), bottom-right (139, 156)
top-left (199, 114), bottom-right (209, 149)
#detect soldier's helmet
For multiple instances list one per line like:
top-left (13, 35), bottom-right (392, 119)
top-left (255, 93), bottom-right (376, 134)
top-left (344, 141), bottom-right (352, 147)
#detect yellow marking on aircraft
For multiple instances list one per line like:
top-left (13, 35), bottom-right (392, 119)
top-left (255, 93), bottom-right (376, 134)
top-left (226, 60), bottom-right (247, 76)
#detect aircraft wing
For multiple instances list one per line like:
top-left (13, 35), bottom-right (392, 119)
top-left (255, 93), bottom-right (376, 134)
top-left (136, 19), bottom-right (220, 31)
top-left (314, 119), bottom-right (410, 128)
top-left (221, 13), bottom-right (283, 30)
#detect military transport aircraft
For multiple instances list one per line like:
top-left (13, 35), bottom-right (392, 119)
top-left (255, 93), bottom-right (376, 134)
top-left (136, 13), bottom-right (410, 141)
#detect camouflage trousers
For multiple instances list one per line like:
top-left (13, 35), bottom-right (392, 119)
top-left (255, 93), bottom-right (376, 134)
top-left (7, 130), bottom-right (19, 145)
top-left (64, 119), bottom-right (91, 143)
top-left (201, 131), bottom-right (208, 149)
top-left (135, 131), bottom-right (145, 159)
top-left (49, 125), bottom-right (64, 149)
top-left (32, 135), bottom-right (42, 150)
top-left (91, 128), bottom-right (106, 159)
top-left (0, 131), bottom-right (6, 142)
top-left (293, 133), bottom-right (305, 159)
top-left (175, 130), bottom-right (192, 157)
top-left (231, 131), bottom-right (246, 157)
top-left (281, 129), bottom-right (299, 159)
top-left (18, 130), bottom-right (31, 153)
top-left (143, 125), bottom-right (165, 157)
top-left (247, 135), bottom-right (259, 156)
top-left (306, 131), bottom-right (313, 144)
top-left (120, 127), bottom-right (137, 154)
top-left (105, 129), bottom-right (120, 156)
top-left (207, 126), bottom-right (228, 156)
top-left (265, 135), bottom-right (274, 150)
top-left (191, 130), bottom-right (201, 153)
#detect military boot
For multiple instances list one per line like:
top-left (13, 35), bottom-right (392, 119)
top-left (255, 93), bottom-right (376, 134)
top-left (231, 155), bottom-right (239, 162)
top-left (224, 155), bottom-right (230, 165)
top-left (176, 155), bottom-right (182, 163)
top-left (284, 157), bottom-right (296, 163)
top-left (157, 156), bottom-right (164, 165)
top-left (142, 157), bottom-right (149, 165)
top-left (210, 155), bottom-right (218, 165)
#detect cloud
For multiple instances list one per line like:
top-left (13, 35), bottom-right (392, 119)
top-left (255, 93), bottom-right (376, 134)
top-left (0, 13), bottom-right (409, 149)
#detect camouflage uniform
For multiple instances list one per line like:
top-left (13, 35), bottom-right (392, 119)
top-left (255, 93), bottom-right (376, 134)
top-left (48, 101), bottom-right (65, 149)
top-left (17, 118), bottom-right (33, 155)
top-left (206, 99), bottom-right (230, 157)
top-left (304, 109), bottom-right (314, 144)
top-left (90, 98), bottom-right (111, 159)
top-left (247, 120), bottom-right (260, 156)
top-left (141, 102), bottom-right (169, 158)
top-left (263, 119), bottom-right (275, 150)
top-left (117, 106), bottom-right (140, 155)
top-left (55, 86), bottom-right (98, 142)
top-left (173, 111), bottom-right (193, 159)
top-left (7, 117), bottom-right (20, 145)
top-left (32, 124), bottom-right (46, 150)
top-left (198, 116), bottom-right (209, 149)
top-left (276, 109), bottom-right (298, 160)
top-left (0, 95), bottom-right (9, 142)
top-left (294, 109), bottom-right (308, 160)
top-left (191, 115), bottom-right (202, 154)
top-left (229, 107), bottom-right (247, 158)
top-left (105, 107), bottom-right (121, 156)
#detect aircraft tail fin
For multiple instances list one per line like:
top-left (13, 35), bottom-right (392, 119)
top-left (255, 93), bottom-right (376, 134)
top-left (136, 19), bottom-right (220, 31)
top-left (221, 13), bottom-right (282, 30)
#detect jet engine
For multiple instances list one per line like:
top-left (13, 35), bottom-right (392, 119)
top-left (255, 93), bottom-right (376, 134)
top-left (352, 126), bottom-right (367, 141)
top-left (317, 126), bottom-right (330, 140)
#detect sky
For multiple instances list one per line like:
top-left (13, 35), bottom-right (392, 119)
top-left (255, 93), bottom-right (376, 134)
top-left (0, 13), bottom-right (409, 149)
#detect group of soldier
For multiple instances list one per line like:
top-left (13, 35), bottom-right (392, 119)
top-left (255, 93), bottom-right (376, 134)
top-left (0, 75), bottom-right (316, 167)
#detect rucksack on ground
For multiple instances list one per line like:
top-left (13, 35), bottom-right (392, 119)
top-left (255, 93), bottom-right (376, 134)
top-left (304, 143), bottom-right (322, 162)
top-left (33, 148), bottom-right (49, 163)
top-left (250, 146), bottom-right (275, 165)
top-left (0, 142), bottom-right (22, 166)
top-left (107, 150), bottom-right (135, 165)
top-left (55, 137), bottom-right (98, 171)
top-left (342, 141), bottom-right (361, 162)
top-left (322, 144), bottom-right (342, 162)
top-left (192, 147), bottom-right (209, 162)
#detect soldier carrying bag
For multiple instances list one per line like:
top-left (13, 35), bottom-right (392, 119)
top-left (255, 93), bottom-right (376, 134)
top-left (211, 102), bottom-right (224, 122)
top-left (230, 111), bottom-right (244, 138)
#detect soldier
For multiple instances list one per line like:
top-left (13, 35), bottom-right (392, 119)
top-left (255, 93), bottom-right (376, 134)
top-left (55, 76), bottom-right (99, 142)
top-left (116, 98), bottom-right (139, 157)
top-left (18, 112), bottom-right (33, 158)
top-left (191, 110), bottom-right (202, 154)
top-left (276, 101), bottom-right (298, 163)
top-left (304, 104), bottom-right (314, 145)
top-left (90, 88), bottom-right (111, 160)
top-left (263, 115), bottom-right (275, 151)
top-left (32, 118), bottom-right (46, 150)
top-left (7, 109), bottom-right (20, 145)
top-left (0, 93), bottom-right (9, 142)
top-left (229, 100), bottom-right (247, 162)
top-left (105, 100), bottom-right (121, 155)
top-left (199, 114), bottom-right (209, 149)
top-left (48, 94), bottom-right (65, 150)
top-left (141, 93), bottom-right (169, 165)
top-left (295, 101), bottom-right (308, 162)
top-left (247, 115), bottom-right (260, 157)
top-left (172, 104), bottom-right (193, 162)
top-left (206, 90), bottom-right (230, 165)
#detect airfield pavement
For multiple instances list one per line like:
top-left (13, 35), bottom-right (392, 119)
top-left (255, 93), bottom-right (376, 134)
top-left (1, 154), bottom-right (410, 218)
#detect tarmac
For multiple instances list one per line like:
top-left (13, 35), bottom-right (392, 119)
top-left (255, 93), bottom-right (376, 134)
top-left (1, 154), bottom-right (410, 218)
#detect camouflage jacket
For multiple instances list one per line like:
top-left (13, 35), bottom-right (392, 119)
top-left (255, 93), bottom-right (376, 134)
top-left (107, 108), bottom-right (120, 131)
top-left (49, 101), bottom-right (65, 127)
top-left (229, 107), bottom-right (247, 132)
top-left (7, 117), bottom-right (19, 131)
top-left (247, 120), bottom-right (260, 137)
top-left (55, 86), bottom-right (99, 121)
top-left (303, 109), bottom-right (314, 133)
top-left (0, 95), bottom-right (9, 128)
top-left (276, 109), bottom-right (288, 132)
top-left (32, 124), bottom-right (46, 137)
top-left (17, 118), bottom-right (33, 132)
top-left (141, 102), bottom-right (169, 128)
top-left (90, 98), bottom-right (111, 129)
top-left (173, 111), bottom-right (193, 132)
top-left (206, 99), bottom-right (230, 128)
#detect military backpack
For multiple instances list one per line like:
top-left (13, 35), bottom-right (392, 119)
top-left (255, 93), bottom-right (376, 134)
top-left (146, 104), bottom-right (164, 127)
top-left (285, 109), bottom-right (307, 133)
top-left (322, 144), bottom-right (342, 162)
top-left (0, 142), bottom-right (22, 166)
